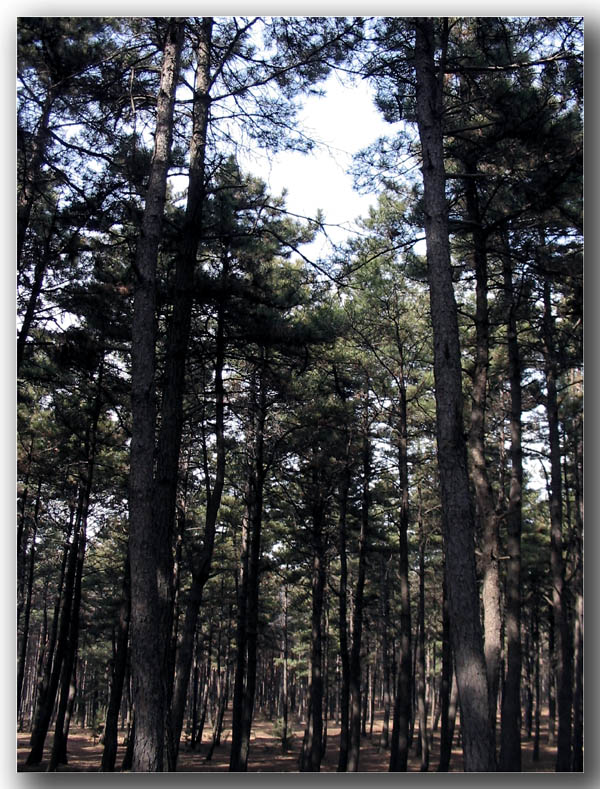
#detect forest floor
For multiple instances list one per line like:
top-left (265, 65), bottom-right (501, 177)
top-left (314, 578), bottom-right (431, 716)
top-left (17, 709), bottom-right (558, 772)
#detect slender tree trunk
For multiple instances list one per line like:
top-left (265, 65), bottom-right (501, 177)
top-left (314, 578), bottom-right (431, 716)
top-left (167, 262), bottom-right (227, 768)
top-left (48, 516), bottom-right (87, 771)
top-left (499, 241), bottom-right (524, 770)
top-left (348, 404), bottom-right (370, 772)
top-left (26, 495), bottom-right (81, 765)
top-left (464, 168), bottom-right (502, 745)
top-left (17, 88), bottom-right (54, 267)
top-left (571, 414), bottom-right (583, 771)
top-left (127, 19), bottom-right (184, 772)
top-left (416, 501), bottom-right (429, 771)
top-left (379, 553), bottom-right (392, 750)
top-left (151, 22), bottom-right (213, 764)
top-left (17, 478), bottom-right (41, 717)
top-left (389, 354), bottom-right (412, 771)
top-left (336, 453), bottom-right (351, 771)
top-left (413, 17), bottom-right (495, 771)
top-left (543, 275), bottom-right (573, 771)
top-left (230, 358), bottom-right (266, 771)
top-left (101, 550), bottom-right (131, 771)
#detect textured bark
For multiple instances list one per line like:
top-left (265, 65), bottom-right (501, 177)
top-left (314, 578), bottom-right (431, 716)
top-left (336, 449), bottom-right (351, 771)
top-left (347, 409), bottom-right (370, 772)
top-left (543, 276), bottom-right (573, 772)
top-left (378, 554), bottom-right (392, 750)
top-left (464, 171), bottom-right (501, 741)
top-left (17, 88), bottom-right (54, 267)
top-left (413, 17), bottom-right (495, 772)
top-left (499, 243), bottom-right (524, 771)
top-left (416, 500), bottom-right (429, 771)
top-left (167, 263), bottom-right (227, 769)
top-left (128, 19), bottom-right (184, 771)
top-left (389, 354), bottom-right (412, 771)
top-left (438, 573), bottom-right (454, 771)
top-left (101, 551), bottom-right (131, 771)
top-left (230, 361), bottom-right (266, 772)
top-left (17, 479), bottom-right (41, 716)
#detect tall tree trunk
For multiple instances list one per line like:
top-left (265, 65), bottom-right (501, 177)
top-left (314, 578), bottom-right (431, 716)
top-left (48, 516), bottom-right (87, 771)
top-left (230, 358), bottom-right (266, 771)
top-left (26, 493), bottom-right (81, 765)
top-left (348, 402), bottom-right (370, 772)
top-left (416, 497), bottom-right (429, 771)
top-left (167, 256), bottom-right (227, 769)
top-left (127, 18), bottom-right (184, 772)
top-left (438, 572), bottom-right (454, 771)
top-left (336, 450), bottom-right (351, 771)
top-left (301, 471), bottom-right (327, 773)
top-left (413, 17), bottom-right (495, 771)
top-left (17, 87), bottom-right (54, 267)
top-left (499, 240), bottom-right (524, 770)
top-left (571, 411), bottom-right (583, 772)
top-left (464, 168), bottom-right (501, 744)
top-left (151, 23), bottom-right (213, 763)
top-left (542, 275), bottom-right (573, 772)
top-left (389, 352), bottom-right (412, 771)
top-left (101, 550), bottom-right (131, 771)
top-left (378, 553), bottom-right (392, 750)
top-left (17, 478), bottom-right (41, 717)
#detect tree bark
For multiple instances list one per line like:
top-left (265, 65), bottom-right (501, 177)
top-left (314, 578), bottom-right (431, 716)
top-left (348, 401), bottom-right (370, 771)
top-left (542, 275), bottom-right (573, 772)
top-left (389, 351), bottom-right (412, 771)
top-left (101, 550), bottom-right (131, 771)
top-left (336, 447), bottom-right (351, 771)
top-left (413, 17), bottom-right (495, 771)
top-left (464, 168), bottom-right (501, 743)
top-left (499, 240), bottom-right (524, 771)
top-left (128, 18), bottom-right (184, 771)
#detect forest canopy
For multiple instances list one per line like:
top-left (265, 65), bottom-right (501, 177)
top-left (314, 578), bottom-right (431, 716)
top-left (16, 16), bottom-right (583, 773)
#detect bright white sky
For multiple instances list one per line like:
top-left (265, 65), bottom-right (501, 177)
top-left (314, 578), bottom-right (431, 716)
top-left (238, 72), bottom-right (395, 257)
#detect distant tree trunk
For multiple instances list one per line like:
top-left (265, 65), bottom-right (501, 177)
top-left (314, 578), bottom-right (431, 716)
top-left (230, 358), bottom-right (266, 772)
top-left (348, 401), bottom-right (370, 772)
top-left (389, 351), bottom-right (412, 772)
top-left (48, 360), bottom-right (103, 771)
top-left (499, 241), bottom-right (524, 771)
top-left (301, 466), bottom-right (327, 773)
top-left (101, 550), bottom-right (131, 771)
top-left (336, 452), bottom-right (351, 771)
top-left (571, 415), bottom-right (583, 772)
top-left (127, 18), bottom-right (184, 772)
top-left (48, 515), bottom-right (86, 771)
top-left (378, 553), bottom-right (392, 750)
top-left (17, 478), bottom-right (41, 717)
top-left (413, 17), bottom-right (495, 771)
top-left (542, 275), bottom-right (573, 772)
top-left (416, 498), bottom-right (429, 771)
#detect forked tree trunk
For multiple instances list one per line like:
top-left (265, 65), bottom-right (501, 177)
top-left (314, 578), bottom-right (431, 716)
top-left (413, 17), bottom-right (495, 772)
top-left (128, 18), bottom-right (184, 772)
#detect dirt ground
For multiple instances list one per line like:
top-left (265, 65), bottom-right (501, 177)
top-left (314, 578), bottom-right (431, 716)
top-left (17, 710), bottom-right (558, 773)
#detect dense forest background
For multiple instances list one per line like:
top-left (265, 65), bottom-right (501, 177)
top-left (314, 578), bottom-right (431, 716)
top-left (16, 16), bottom-right (583, 773)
